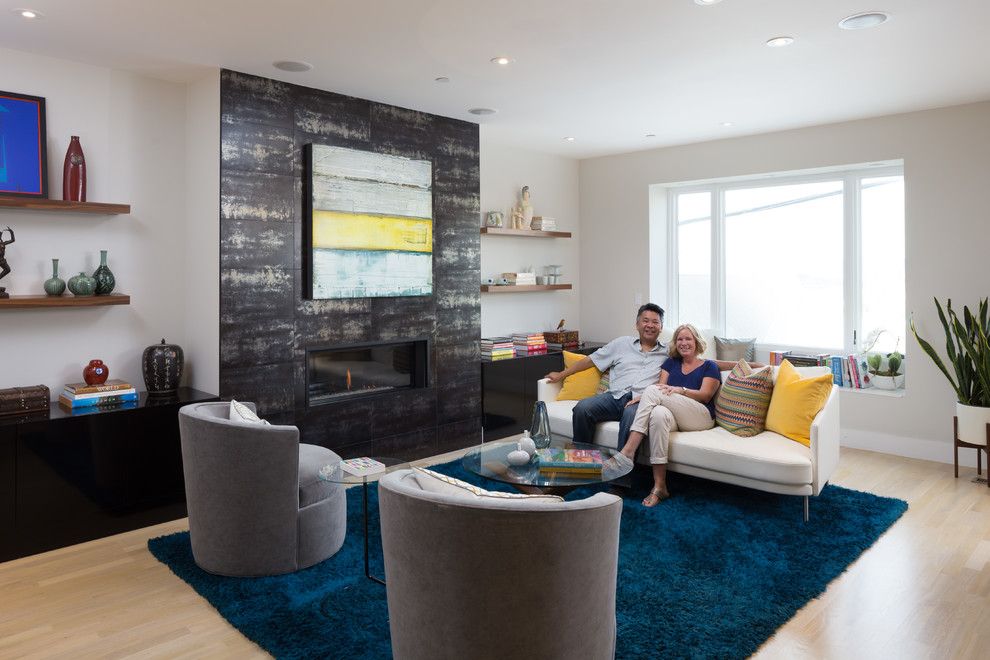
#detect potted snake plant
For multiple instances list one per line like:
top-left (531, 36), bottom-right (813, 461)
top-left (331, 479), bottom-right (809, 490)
top-left (911, 297), bottom-right (990, 445)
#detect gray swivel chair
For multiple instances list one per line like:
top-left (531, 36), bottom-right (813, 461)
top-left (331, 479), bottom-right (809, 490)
top-left (378, 468), bottom-right (622, 660)
top-left (177, 401), bottom-right (347, 576)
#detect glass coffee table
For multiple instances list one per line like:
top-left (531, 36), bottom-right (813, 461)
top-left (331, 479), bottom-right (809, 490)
top-left (461, 437), bottom-right (633, 495)
top-left (319, 457), bottom-right (407, 585)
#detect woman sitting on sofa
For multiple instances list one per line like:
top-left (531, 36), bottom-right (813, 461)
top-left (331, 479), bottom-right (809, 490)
top-left (614, 323), bottom-right (722, 507)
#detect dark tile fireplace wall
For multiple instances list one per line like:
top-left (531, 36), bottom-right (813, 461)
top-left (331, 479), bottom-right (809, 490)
top-left (219, 70), bottom-right (481, 460)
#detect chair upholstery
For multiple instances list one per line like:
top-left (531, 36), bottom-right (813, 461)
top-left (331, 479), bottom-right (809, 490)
top-left (177, 401), bottom-right (346, 576)
top-left (378, 468), bottom-right (622, 660)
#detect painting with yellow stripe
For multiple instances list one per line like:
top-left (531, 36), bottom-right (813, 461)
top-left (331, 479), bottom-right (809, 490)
top-left (305, 144), bottom-right (433, 298)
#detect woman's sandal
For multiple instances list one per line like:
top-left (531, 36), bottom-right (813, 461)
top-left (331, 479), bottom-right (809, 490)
top-left (642, 487), bottom-right (670, 508)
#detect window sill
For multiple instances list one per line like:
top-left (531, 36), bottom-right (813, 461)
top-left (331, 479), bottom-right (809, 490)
top-left (837, 387), bottom-right (906, 398)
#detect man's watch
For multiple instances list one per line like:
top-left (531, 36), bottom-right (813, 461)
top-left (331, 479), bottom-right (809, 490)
top-left (681, 386), bottom-right (687, 395)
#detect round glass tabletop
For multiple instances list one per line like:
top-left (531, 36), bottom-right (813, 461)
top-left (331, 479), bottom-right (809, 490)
top-left (461, 438), bottom-right (632, 490)
top-left (318, 456), bottom-right (408, 485)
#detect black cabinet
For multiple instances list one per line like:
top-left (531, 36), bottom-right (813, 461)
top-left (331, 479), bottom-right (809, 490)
top-left (0, 388), bottom-right (217, 561)
top-left (481, 345), bottom-right (601, 441)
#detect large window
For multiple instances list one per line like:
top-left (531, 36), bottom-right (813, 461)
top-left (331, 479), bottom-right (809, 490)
top-left (665, 164), bottom-right (904, 355)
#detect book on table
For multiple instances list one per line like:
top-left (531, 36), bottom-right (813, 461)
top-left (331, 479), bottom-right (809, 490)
top-left (58, 392), bottom-right (139, 409)
top-left (340, 457), bottom-right (387, 477)
top-left (63, 379), bottom-right (134, 395)
top-left (60, 387), bottom-right (138, 401)
top-left (536, 447), bottom-right (604, 474)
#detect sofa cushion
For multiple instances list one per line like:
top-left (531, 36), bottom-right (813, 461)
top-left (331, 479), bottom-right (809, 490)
top-left (766, 361), bottom-right (833, 447)
top-left (412, 467), bottom-right (564, 501)
top-left (556, 351), bottom-right (604, 401)
top-left (669, 426), bottom-right (813, 485)
top-left (298, 443), bottom-right (342, 508)
top-left (715, 360), bottom-right (774, 437)
top-left (715, 336), bottom-right (756, 362)
top-left (229, 399), bottom-right (270, 425)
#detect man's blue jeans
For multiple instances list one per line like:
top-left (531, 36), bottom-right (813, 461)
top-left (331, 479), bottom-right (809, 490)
top-left (572, 391), bottom-right (639, 450)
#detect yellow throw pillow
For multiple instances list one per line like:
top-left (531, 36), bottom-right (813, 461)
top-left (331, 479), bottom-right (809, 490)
top-left (556, 351), bottom-right (603, 401)
top-left (765, 360), bottom-right (833, 446)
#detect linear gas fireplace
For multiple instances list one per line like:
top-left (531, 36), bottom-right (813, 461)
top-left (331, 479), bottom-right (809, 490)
top-left (306, 339), bottom-right (429, 407)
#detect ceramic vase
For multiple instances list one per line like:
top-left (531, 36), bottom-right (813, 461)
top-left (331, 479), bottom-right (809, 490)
top-left (43, 258), bottom-right (66, 296)
top-left (142, 338), bottom-right (184, 395)
top-left (530, 401), bottom-right (552, 449)
top-left (956, 402), bottom-right (990, 446)
top-left (67, 271), bottom-right (96, 296)
top-left (83, 359), bottom-right (109, 385)
top-left (92, 249), bottom-right (115, 295)
top-left (63, 136), bottom-right (86, 202)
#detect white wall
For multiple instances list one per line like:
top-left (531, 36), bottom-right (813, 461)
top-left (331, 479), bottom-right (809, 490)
top-left (579, 101), bottom-right (990, 464)
top-left (0, 47), bottom-right (218, 396)
top-left (479, 130), bottom-right (581, 338)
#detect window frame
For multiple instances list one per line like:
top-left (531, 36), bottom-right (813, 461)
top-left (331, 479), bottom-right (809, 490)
top-left (664, 164), bottom-right (904, 356)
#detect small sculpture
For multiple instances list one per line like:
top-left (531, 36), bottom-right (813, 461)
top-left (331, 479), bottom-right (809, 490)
top-left (519, 430), bottom-right (537, 457)
top-left (511, 186), bottom-right (533, 229)
top-left (0, 226), bottom-right (14, 299)
top-left (507, 444), bottom-right (531, 466)
top-left (485, 211), bottom-right (504, 228)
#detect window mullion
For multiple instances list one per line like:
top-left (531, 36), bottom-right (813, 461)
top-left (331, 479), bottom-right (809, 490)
top-left (712, 187), bottom-right (725, 334)
top-left (844, 175), bottom-right (861, 353)
top-left (667, 192), bottom-right (679, 325)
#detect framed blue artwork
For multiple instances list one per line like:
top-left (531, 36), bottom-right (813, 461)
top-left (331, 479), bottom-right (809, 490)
top-left (0, 90), bottom-right (48, 198)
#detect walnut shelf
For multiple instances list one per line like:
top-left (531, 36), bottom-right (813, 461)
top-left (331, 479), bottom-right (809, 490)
top-left (480, 284), bottom-right (572, 293)
top-left (480, 227), bottom-right (571, 238)
top-left (0, 294), bottom-right (130, 309)
top-left (0, 198), bottom-right (131, 215)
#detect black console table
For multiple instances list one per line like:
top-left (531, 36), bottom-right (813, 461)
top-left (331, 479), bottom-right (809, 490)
top-left (482, 344), bottom-right (602, 441)
top-left (0, 387), bottom-right (218, 562)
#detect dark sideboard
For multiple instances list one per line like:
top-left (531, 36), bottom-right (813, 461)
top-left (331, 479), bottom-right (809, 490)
top-left (482, 343), bottom-right (602, 441)
top-left (0, 387), bottom-right (218, 562)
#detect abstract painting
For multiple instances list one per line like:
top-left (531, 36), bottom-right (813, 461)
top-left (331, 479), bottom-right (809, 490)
top-left (0, 90), bottom-right (48, 198)
top-left (305, 144), bottom-right (433, 298)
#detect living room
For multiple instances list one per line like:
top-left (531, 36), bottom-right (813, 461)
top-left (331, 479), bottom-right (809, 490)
top-left (2, 1), bottom-right (989, 658)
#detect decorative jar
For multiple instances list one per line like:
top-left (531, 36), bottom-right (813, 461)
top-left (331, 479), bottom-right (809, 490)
top-left (92, 249), bottom-right (115, 295)
top-left (142, 338), bottom-right (184, 395)
top-left (67, 271), bottom-right (96, 296)
top-left (83, 359), bottom-right (109, 385)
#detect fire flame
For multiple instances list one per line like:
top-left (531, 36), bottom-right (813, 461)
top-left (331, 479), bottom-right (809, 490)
top-left (346, 369), bottom-right (351, 390)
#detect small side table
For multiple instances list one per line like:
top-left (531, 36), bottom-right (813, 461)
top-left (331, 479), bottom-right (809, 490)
top-left (319, 457), bottom-right (408, 585)
top-left (953, 417), bottom-right (990, 488)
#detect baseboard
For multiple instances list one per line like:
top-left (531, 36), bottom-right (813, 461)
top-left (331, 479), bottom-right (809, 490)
top-left (841, 428), bottom-right (984, 468)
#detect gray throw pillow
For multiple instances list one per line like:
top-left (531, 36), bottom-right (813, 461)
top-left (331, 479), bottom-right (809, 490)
top-left (715, 337), bottom-right (756, 362)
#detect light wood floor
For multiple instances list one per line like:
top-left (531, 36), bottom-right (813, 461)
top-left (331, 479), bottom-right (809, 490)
top-left (2, 447), bottom-right (988, 659)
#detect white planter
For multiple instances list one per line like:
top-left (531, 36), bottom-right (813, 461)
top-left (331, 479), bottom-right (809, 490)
top-left (871, 373), bottom-right (905, 390)
top-left (956, 402), bottom-right (990, 446)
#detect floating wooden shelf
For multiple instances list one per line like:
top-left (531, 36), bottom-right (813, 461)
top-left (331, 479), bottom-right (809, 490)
top-left (480, 227), bottom-right (571, 238)
top-left (0, 293), bottom-right (130, 309)
top-left (481, 284), bottom-right (572, 293)
top-left (0, 198), bottom-right (131, 215)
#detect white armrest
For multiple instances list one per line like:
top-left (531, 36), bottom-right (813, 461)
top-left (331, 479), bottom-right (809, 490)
top-left (809, 386), bottom-right (840, 496)
top-left (537, 378), bottom-right (562, 403)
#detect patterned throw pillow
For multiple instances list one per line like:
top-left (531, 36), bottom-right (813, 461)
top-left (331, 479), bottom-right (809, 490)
top-left (596, 369), bottom-right (611, 395)
top-left (715, 360), bottom-right (774, 437)
top-left (412, 467), bottom-right (564, 500)
top-left (229, 399), bottom-right (270, 425)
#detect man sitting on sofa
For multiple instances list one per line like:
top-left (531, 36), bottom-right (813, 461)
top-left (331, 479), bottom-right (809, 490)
top-left (544, 303), bottom-right (666, 451)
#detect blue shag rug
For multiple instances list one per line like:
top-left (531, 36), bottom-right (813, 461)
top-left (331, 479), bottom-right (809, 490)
top-left (148, 462), bottom-right (907, 659)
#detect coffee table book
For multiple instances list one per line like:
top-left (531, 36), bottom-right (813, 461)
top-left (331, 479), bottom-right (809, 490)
top-left (341, 457), bottom-right (387, 477)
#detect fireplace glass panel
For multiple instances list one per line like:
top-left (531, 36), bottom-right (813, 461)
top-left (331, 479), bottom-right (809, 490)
top-left (307, 340), bottom-right (427, 406)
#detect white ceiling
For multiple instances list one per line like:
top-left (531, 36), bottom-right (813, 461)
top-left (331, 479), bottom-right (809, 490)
top-left (3, 0), bottom-right (990, 158)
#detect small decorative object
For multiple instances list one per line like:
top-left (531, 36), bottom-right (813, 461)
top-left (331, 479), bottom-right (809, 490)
top-left (506, 445), bottom-right (531, 466)
top-left (43, 258), bottom-right (66, 296)
top-left (519, 430), bottom-right (537, 457)
top-left (545, 264), bottom-right (562, 285)
top-left (866, 348), bottom-right (905, 390)
top-left (92, 249), bottom-right (115, 295)
top-left (0, 226), bottom-right (14, 299)
top-left (83, 359), bottom-right (110, 385)
top-left (67, 271), bottom-right (96, 296)
top-left (62, 135), bottom-right (86, 202)
top-left (0, 90), bottom-right (48, 199)
top-left (485, 211), bottom-right (504, 228)
top-left (530, 400), bottom-right (552, 449)
top-left (0, 385), bottom-right (50, 417)
top-left (510, 186), bottom-right (533, 229)
top-left (142, 338), bottom-right (185, 395)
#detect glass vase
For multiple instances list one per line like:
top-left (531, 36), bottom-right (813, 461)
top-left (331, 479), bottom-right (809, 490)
top-left (530, 401), bottom-right (552, 449)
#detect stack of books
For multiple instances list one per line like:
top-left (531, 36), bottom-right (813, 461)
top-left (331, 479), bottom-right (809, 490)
top-left (781, 352), bottom-right (830, 367)
top-left (536, 447), bottom-right (603, 476)
top-left (58, 379), bottom-right (138, 409)
top-left (829, 354), bottom-right (872, 388)
top-left (512, 332), bottom-right (547, 356)
top-left (481, 337), bottom-right (515, 361)
top-left (530, 216), bottom-right (557, 231)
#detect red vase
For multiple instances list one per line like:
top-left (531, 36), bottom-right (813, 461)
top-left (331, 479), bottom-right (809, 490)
top-left (63, 136), bottom-right (87, 202)
top-left (83, 359), bottom-right (109, 385)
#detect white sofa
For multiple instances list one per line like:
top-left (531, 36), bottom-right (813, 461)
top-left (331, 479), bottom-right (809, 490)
top-left (537, 363), bottom-right (840, 520)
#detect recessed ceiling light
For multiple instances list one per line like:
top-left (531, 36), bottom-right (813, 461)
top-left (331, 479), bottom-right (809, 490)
top-left (468, 107), bottom-right (497, 115)
top-left (766, 36), bottom-right (794, 47)
top-left (694, 0), bottom-right (723, 5)
top-left (490, 56), bottom-right (512, 66)
top-left (434, 76), bottom-right (450, 83)
top-left (838, 11), bottom-right (890, 30)
top-left (563, 136), bottom-right (576, 142)
top-left (273, 60), bottom-right (313, 72)
top-left (13, 8), bottom-right (43, 19)
top-left (645, 133), bottom-right (656, 138)
top-left (721, 122), bottom-right (734, 127)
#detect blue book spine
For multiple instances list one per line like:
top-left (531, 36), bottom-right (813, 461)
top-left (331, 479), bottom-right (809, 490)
top-left (59, 392), bottom-right (138, 408)
top-left (830, 356), bottom-right (844, 386)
